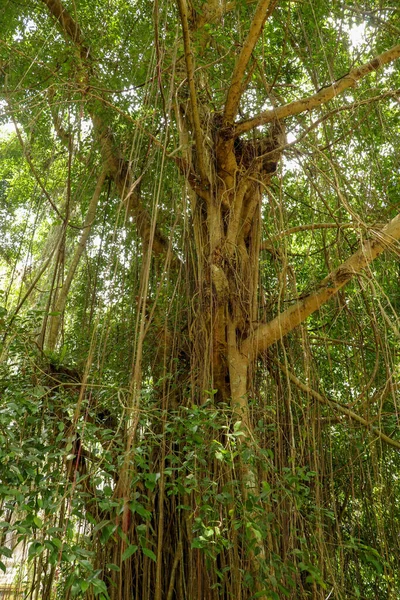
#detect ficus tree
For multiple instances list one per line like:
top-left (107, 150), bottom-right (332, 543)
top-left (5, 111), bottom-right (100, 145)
top-left (1, 0), bottom-right (400, 599)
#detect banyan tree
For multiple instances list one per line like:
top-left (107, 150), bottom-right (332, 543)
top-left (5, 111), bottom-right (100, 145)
top-left (1, 0), bottom-right (400, 598)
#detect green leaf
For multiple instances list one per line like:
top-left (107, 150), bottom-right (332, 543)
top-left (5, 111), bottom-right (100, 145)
top-left (28, 542), bottom-right (44, 560)
top-left (92, 578), bottom-right (109, 598)
top-left (121, 545), bottom-right (138, 561)
top-left (100, 525), bottom-right (117, 545)
top-left (142, 547), bottom-right (156, 562)
top-left (130, 501), bottom-right (151, 520)
top-left (0, 546), bottom-right (12, 558)
top-left (51, 537), bottom-right (63, 549)
top-left (33, 516), bottom-right (43, 528)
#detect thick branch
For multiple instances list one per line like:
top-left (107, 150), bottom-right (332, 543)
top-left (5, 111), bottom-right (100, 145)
top-left (242, 212), bottom-right (400, 359)
top-left (223, 0), bottom-right (277, 123)
top-left (235, 43), bottom-right (400, 135)
top-left (41, 0), bottom-right (170, 256)
top-left (42, 0), bottom-right (88, 50)
top-left (91, 116), bottom-right (167, 255)
top-left (176, 0), bottom-right (209, 185)
top-left (277, 360), bottom-right (400, 450)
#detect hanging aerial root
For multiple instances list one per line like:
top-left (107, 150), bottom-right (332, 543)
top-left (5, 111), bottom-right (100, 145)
top-left (276, 359), bottom-right (400, 450)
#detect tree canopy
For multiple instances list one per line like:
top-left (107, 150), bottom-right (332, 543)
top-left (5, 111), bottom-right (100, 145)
top-left (1, 1), bottom-right (400, 599)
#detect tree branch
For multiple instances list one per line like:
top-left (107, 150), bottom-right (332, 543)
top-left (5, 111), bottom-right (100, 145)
top-left (176, 0), bottom-right (209, 186)
top-left (235, 43), bottom-right (400, 135)
top-left (41, 0), bottom-right (89, 51)
top-left (276, 359), bottom-right (400, 451)
top-left (223, 0), bottom-right (278, 124)
top-left (41, 0), bottom-right (171, 256)
top-left (242, 212), bottom-right (400, 359)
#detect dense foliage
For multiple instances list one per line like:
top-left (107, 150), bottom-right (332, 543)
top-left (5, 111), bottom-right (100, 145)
top-left (1, 0), bottom-right (400, 599)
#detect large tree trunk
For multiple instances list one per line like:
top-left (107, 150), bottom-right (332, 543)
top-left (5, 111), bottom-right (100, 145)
top-left (190, 117), bottom-right (285, 408)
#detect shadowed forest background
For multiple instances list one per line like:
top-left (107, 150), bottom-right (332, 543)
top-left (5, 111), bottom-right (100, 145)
top-left (1, 0), bottom-right (400, 598)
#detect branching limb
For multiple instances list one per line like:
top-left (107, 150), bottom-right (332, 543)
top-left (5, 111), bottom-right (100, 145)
top-left (235, 43), bottom-right (400, 135)
top-left (41, 0), bottom-right (88, 50)
top-left (41, 0), bottom-right (171, 256)
top-left (224, 0), bottom-right (278, 124)
top-left (260, 87), bottom-right (400, 155)
top-left (276, 359), bottom-right (400, 450)
top-left (176, 0), bottom-right (209, 187)
top-left (242, 211), bottom-right (400, 359)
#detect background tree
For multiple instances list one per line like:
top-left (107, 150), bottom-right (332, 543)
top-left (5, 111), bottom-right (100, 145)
top-left (1, 0), bottom-right (400, 599)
